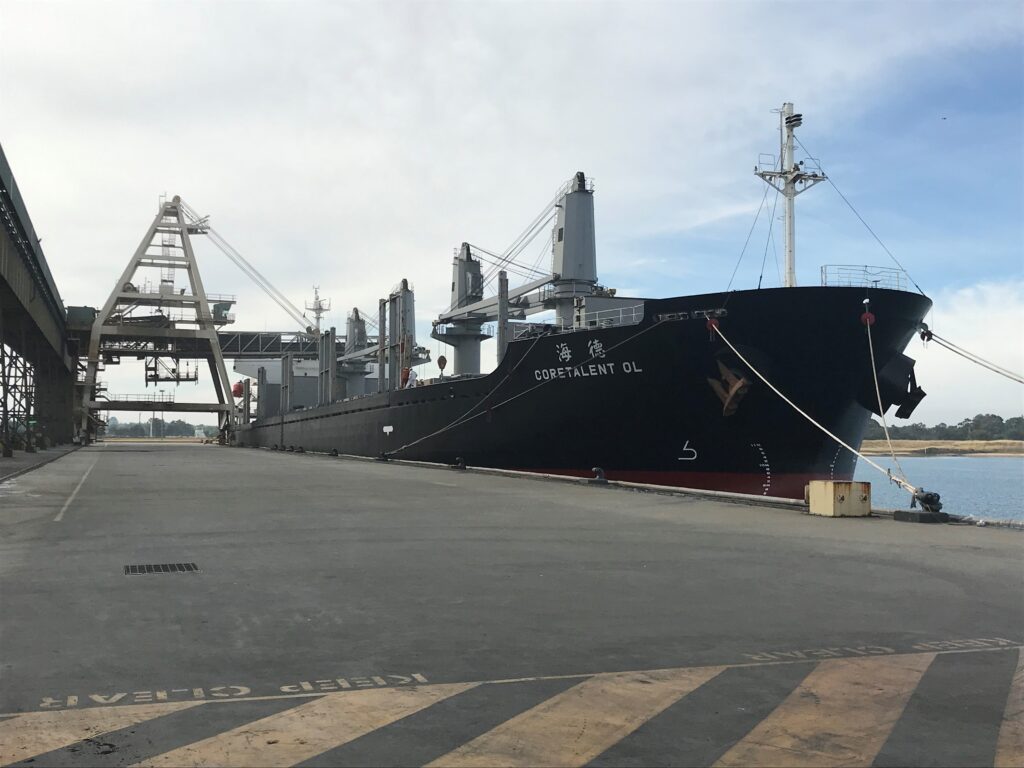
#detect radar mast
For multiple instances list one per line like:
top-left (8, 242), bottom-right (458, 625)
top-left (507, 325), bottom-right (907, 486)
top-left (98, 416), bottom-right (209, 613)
top-left (755, 102), bottom-right (827, 287)
top-left (305, 286), bottom-right (331, 332)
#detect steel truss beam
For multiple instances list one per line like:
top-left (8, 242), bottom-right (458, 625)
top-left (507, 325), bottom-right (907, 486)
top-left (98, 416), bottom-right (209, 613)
top-left (0, 319), bottom-right (34, 455)
top-left (78, 196), bottom-right (237, 443)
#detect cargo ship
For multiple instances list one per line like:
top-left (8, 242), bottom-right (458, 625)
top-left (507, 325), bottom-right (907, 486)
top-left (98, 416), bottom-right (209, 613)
top-left (236, 103), bottom-right (930, 498)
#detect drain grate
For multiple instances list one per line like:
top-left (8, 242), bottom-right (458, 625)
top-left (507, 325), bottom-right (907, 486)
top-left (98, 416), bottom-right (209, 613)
top-left (124, 563), bottom-right (200, 576)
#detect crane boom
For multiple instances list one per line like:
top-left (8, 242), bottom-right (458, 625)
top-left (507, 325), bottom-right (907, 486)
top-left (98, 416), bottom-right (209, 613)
top-left (179, 201), bottom-right (314, 334)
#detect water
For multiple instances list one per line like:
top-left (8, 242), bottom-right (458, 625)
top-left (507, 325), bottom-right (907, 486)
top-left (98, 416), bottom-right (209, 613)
top-left (854, 455), bottom-right (1024, 522)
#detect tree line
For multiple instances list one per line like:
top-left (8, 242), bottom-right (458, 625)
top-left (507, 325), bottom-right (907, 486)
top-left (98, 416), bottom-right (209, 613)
top-left (864, 413), bottom-right (1024, 441)
top-left (104, 416), bottom-right (217, 438)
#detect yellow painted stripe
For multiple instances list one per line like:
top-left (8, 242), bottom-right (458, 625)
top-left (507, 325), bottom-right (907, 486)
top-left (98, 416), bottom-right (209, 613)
top-left (136, 682), bottom-right (476, 767)
top-left (428, 666), bottom-right (725, 768)
top-left (0, 701), bottom-right (203, 766)
top-left (715, 652), bottom-right (935, 767)
top-left (995, 648), bottom-right (1024, 768)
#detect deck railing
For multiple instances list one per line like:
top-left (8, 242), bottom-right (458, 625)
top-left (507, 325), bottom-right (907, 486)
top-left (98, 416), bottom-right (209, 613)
top-left (820, 265), bottom-right (907, 291)
top-left (103, 392), bottom-right (176, 403)
top-left (579, 304), bottom-right (645, 329)
top-left (511, 303), bottom-right (645, 340)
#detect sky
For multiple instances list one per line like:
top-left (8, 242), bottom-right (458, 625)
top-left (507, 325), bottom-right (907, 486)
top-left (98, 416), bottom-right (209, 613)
top-left (1, 0), bottom-right (1021, 426)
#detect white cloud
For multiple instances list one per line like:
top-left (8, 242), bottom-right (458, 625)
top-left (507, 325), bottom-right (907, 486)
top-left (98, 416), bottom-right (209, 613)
top-left (0, 0), bottom-right (1020, 418)
top-left (906, 281), bottom-right (1024, 424)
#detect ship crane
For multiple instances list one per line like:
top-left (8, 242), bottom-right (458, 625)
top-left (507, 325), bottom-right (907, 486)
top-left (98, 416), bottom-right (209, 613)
top-left (180, 204), bottom-right (425, 380)
top-left (432, 171), bottom-right (632, 376)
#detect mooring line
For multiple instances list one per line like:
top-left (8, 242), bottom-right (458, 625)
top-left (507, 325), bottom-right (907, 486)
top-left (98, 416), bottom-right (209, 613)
top-left (711, 323), bottom-right (919, 496)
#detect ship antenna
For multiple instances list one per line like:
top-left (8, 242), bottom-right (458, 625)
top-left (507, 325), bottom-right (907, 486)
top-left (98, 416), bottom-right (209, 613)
top-left (755, 103), bottom-right (827, 287)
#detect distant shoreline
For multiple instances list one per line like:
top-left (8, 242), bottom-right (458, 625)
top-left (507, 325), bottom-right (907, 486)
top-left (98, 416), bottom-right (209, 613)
top-left (860, 439), bottom-right (1023, 457)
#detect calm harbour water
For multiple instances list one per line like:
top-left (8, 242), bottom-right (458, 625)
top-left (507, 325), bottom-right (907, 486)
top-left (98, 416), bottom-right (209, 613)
top-left (853, 455), bottom-right (1024, 522)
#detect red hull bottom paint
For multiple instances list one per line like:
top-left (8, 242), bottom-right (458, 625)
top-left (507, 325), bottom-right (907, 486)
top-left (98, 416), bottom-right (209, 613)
top-left (511, 469), bottom-right (841, 500)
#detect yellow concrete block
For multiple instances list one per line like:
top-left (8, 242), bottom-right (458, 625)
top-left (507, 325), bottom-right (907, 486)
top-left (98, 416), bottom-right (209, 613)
top-left (807, 480), bottom-right (871, 517)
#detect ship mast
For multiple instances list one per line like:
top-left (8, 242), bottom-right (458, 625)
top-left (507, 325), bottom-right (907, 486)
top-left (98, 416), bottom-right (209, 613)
top-left (305, 286), bottom-right (331, 332)
top-left (755, 102), bottom-right (827, 287)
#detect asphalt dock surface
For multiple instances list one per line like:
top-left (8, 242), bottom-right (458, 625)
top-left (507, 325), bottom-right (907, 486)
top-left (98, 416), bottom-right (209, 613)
top-left (1, 442), bottom-right (1021, 767)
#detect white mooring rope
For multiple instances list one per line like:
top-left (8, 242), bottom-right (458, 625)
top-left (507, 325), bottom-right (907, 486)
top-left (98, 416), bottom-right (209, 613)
top-left (920, 326), bottom-right (1024, 385)
top-left (387, 319), bottom-right (667, 459)
top-left (711, 323), bottom-right (919, 495)
top-left (864, 304), bottom-right (911, 498)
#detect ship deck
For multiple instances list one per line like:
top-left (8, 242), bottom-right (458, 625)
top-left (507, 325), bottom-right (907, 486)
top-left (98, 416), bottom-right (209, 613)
top-left (1, 442), bottom-right (1021, 767)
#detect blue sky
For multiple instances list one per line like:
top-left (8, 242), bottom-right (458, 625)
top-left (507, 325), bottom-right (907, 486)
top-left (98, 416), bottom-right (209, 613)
top-left (603, 35), bottom-right (1023, 297)
top-left (1, 0), bottom-right (1021, 424)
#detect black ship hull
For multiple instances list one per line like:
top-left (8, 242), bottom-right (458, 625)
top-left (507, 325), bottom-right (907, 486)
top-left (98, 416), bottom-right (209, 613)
top-left (237, 286), bottom-right (931, 499)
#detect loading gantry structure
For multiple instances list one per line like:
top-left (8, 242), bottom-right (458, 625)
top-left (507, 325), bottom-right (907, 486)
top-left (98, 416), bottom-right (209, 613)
top-left (78, 196), bottom-right (237, 442)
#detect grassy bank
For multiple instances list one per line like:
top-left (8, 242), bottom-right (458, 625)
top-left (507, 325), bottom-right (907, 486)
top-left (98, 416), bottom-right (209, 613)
top-left (860, 439), bottom-right (1024, 456)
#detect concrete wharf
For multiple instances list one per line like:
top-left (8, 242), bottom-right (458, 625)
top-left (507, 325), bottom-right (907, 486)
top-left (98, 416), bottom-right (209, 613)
top-left (0, 442), bottom-right (1021, 767)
